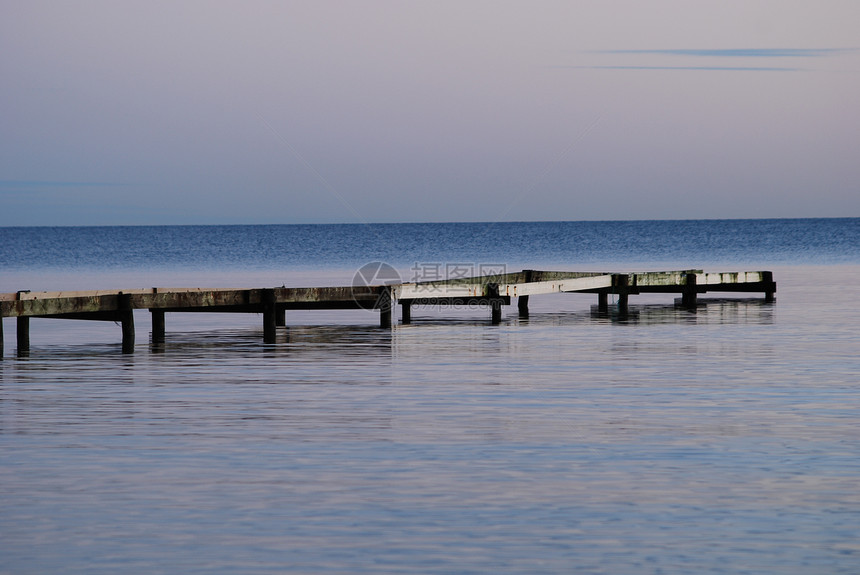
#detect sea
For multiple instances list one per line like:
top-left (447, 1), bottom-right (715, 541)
top-left (1, 218), bottom-right (859, 574)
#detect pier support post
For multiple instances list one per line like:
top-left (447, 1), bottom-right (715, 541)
top-left (262, 289), bottom-right (277, 343)
top-left (0, 316), bottom-right (4, 360)
top-left (518, 270), bottom-right (533, 318)
top-left (598, 291), bottom-right (608, 312)
top-left (614, 275), bottom-right (629, 315)
top-left (151, 310), bottom-right (165, 344)
top-left (763, 271), bottom-right (776, 302)
top-left (150, 288), bottom-right (164, 345)
top-left (275, 307), bottom-right (286, 327)
top-left (17, 317), bottom-right (30, 357)
top-left (15, 291), bottom-right (30, 357)
top-left (378, 287), bottom-right (393, 328)
top-left (518, 296), bottom-right (529, 319)
top-left (118, 293), bottom-right (135, 354)
top-left (491, 301), bottom-right (502, 324)
top-left (401, 301), bottom-right (412, 324)
top-left (682, 271), bottom-right (698, 308)
top-left (488, 284), bottom-right (503, 324)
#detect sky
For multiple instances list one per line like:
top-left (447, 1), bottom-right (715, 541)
top-left (2, 1), bottom-right (859, 226)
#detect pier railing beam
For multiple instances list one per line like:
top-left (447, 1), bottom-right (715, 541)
top-left (119, 293), bottom-right (135, 354)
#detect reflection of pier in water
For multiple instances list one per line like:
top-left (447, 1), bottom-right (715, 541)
top-left (1, 269), bottom-right (775, 357)
top-left (589, 297), bottom-right (776, 326)
top-left (475, 297), bottom-right (775, 328)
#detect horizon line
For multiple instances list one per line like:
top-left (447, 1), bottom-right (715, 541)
top-left (2, 216), bottom-right (857, 229)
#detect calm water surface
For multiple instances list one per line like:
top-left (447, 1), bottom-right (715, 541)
top-left (2, 221), bottom-right (860, 574)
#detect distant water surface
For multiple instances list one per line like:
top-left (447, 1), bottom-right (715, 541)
top-left (1, 219), bottom-right (859, 574)
top-left (2, 218), bottom-right (858, 276)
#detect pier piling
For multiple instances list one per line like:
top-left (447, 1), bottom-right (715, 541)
top-left (488, 284), bottom-right (503, 324)
top-left (518, 270), bottom-right (533, 318)
top-left (17, 317), bottom-right (30, 357)
top-left (614, 274), bottom-right (629, 314)
top-left (682, 271), bottom-right (698, 308)
top-left (150, 288), bottom-right (165, 344)
top-left (763, 271), bottom-right (776, 302)
top-left (119, 293), bottom-right (135, 354)
top-left (518, 296), bottom-right (530, 318)
top-left (379, 287), bottom-right (393, 328)
top-left (262, 289), bottom-right (277, 343)
top-left (151, 310), bottom-right (165, 344)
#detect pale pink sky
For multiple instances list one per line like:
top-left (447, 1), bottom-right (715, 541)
top-left (2, 1), bottom-right (858, 225)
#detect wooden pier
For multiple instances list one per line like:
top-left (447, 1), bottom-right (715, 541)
top-left (0, 269), bottom-right (775, 357)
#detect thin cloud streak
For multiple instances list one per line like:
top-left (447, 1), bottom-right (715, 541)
top-left (0, 180), bottom-right (128, 191)
top-left (597, 48), bottom-right (852, 58)
top-left (565, 65), bottom-right (800, 72)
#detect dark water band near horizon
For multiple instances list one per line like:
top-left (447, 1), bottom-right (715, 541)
top-left (2, 218), bottom-right (860, 574)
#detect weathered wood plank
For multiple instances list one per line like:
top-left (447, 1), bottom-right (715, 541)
top-left (528, 270), bottom-right (610, 283)
top-left (499, 274), bottom-right (614, 297)
top-left (132, 289), bottom-right (253, 310)
top-left (13, 289), bottom-right (136, 300)
top-left (6, 294), bottom-right (122, 317)
top-left (631, 271), bottom-right (699, 287)
top-left (395, 283), bottom-right (486, 300)
top-left (698, 271), bottom-right (765, 285)
top-left (695, 282), bottom-right (775, 293)
top-left (275, 286), bottom-right (379, 304)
